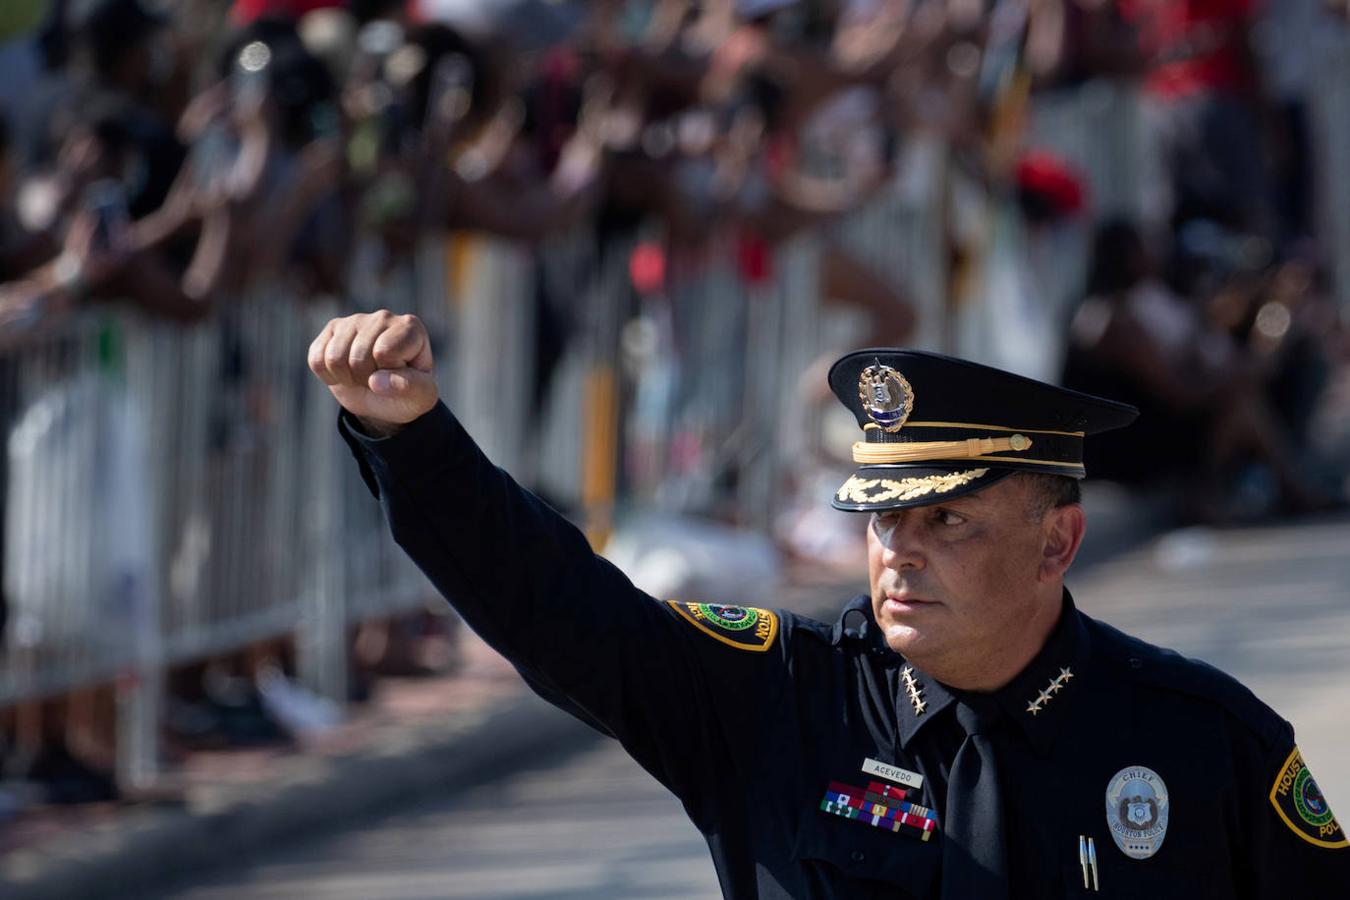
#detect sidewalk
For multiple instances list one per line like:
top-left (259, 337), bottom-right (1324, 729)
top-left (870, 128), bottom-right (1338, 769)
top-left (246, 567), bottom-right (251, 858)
top-left (0, 486), bottom-right (1188, 900)
top-left (0, 639), bottom-right (550, 900)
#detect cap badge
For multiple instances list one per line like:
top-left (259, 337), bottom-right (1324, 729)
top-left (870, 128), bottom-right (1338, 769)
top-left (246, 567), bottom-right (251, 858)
top-left (858, 363), bottom-right (914, 433)
top-left (1105, 766), bottom-right (1169, 860)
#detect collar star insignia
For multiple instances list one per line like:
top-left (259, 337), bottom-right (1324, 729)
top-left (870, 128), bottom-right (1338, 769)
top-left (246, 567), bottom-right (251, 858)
top-left (1025, 666), bottom-right (1074, 717)
top-left (901, 666), bottom-right (927, 715)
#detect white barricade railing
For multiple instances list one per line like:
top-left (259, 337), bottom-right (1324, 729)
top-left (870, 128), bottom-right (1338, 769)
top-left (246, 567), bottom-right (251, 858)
top-left (2, 317), bottom-right (145, 701)
top-left (1028, 80), bottom-right (1148, 224)
top-left (831, 137), bottom-right (951, 354)
top-left (0, 246), bottom-right (456, 780)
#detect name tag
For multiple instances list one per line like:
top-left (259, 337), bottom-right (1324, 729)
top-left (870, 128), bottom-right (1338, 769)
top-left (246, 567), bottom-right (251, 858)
top-left (862, 757), bottom-right (924, 790)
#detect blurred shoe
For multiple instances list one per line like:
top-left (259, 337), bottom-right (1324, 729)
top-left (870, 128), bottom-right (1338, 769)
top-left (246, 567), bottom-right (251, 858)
top-left (15, 744), bottom-right (119, 805)
top-left (255, 666), bottom-right (342, 739)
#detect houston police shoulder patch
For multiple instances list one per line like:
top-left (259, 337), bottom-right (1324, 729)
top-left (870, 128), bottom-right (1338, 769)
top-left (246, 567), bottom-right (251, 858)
top-left (1269, 747), bottom-right (1348, 849)
top-left (666, 601), bottom-right (779, 652)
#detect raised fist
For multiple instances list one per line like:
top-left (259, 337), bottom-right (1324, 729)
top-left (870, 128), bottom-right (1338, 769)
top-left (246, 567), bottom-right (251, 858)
top-left (308, 310), bottom-right (438, 435)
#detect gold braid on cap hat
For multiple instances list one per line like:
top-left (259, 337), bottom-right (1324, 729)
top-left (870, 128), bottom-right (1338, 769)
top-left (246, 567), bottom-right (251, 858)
top-left (852, 434), bottom-right (1032, 465)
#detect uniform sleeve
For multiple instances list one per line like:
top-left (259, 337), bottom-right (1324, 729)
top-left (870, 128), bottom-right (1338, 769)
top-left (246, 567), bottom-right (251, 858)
top-left (1235, 726), bottom-right (1350, 895)
top-left (339, 402), bottom-right (791, 824)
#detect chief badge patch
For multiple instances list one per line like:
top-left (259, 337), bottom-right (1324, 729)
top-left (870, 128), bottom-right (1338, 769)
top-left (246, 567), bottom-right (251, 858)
top-left (1269, 747), bottom-right (1348, 849)
top-left (1105, 765), bottom-right (1169, 860)
top-left (667, 602), bottom-right (778, 652)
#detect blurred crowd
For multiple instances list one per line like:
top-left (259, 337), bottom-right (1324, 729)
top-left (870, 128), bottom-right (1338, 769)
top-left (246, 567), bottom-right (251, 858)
top-left (0, 0), bottom-right (1349, 813)
top-left (0, 0), bottom-right (1343, 499)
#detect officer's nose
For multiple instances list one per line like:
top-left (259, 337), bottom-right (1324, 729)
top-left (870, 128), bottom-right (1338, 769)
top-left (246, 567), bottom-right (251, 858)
top-left (874, 511), bottom-right (925, 571)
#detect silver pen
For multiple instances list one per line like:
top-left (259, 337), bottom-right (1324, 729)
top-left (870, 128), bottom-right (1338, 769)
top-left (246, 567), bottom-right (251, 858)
top-left (1088, 836), bottom-right (1100, 892)
top-left (1078, 835), bottom-right (1089, 889)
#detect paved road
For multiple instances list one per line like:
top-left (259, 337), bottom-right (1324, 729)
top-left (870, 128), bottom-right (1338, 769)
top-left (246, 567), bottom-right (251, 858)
top-left (156, 736), bottom-right (719, 900)
top-left (157, 514), bottom-right (1350, 899)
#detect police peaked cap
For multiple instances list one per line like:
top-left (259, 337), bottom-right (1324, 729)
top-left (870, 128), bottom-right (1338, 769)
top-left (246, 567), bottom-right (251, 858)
top-left (828, 349), bottom-right (1138, 512)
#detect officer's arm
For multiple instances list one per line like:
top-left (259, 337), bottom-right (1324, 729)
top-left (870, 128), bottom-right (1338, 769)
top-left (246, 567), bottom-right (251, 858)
top-left (339, 401), bottom-right (790, 818)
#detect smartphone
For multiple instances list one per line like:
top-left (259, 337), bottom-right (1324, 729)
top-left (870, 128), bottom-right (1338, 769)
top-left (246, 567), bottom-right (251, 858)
top-left (191, 122), bottom-right (238, 191)
top-left (424, 53), bottom-right (473, 133)
top-left (232, 40), bottom-right (273, 115)
top-left (84, 179), bottom-right (131, 253)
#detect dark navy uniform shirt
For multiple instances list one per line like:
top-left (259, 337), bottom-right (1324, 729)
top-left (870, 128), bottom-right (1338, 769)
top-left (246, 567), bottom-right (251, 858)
top-left (340, 401), bottom-right (1349, 898)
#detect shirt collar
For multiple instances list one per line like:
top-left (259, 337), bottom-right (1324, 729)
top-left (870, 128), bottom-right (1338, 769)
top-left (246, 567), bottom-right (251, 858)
top-left (830, 596), bottom-right (959, 741)
top-left (894, 589), bottom-right (1090, 756)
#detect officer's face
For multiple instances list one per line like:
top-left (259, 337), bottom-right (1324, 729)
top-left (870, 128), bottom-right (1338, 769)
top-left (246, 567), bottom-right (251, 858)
top-left (867, 476), bottom-right (1081, 688)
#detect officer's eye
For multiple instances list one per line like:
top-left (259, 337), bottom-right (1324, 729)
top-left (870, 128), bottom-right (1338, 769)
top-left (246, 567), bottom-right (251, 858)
top-left (873, 512), bottom-right (900, 533)
top-left (934, 508), bottom-right (966, 527)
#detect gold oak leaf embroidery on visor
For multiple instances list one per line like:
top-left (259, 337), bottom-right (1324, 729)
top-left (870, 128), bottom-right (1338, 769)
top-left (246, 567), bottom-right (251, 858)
top-left (836, 469), bottom-right (990, 505)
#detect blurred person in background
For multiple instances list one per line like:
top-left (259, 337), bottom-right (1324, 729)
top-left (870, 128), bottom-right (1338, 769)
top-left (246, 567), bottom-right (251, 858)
top-left (207, 23), bottom-right (348, 296)
top-left (3, 97), bottom-right (229, 325)
top-left (1062, 218), bottom-right (1341, 521)
top-left (59, 0), bottom-right (187, 213)
top-left (1115, 0), bottom-right (1277, 242)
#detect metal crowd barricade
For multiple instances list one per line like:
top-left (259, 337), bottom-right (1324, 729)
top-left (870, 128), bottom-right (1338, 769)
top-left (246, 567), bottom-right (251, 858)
top-left (830, 137), bottom-right (952, 354)
top-left (1, 315), bottom-right (143, 702)
top-left (0, 135), bottom-right (1010, 790)
top-left (739, 233), bottom-right (822, 533)
top-left (0, 244), bottom-right (457, 782)
top-left (1027, 80), bottom-right (1148, 224)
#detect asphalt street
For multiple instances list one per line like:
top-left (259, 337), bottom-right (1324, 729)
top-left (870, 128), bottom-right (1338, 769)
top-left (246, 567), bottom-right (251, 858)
top-left (154, 735), bottom-right (720, 900)
top-left (155, 514), bottom-right (1350, 899)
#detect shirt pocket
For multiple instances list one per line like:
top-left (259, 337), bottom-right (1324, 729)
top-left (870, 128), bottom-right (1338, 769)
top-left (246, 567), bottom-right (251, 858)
top-left (794, 801), bottom-right (942, 899)
top-left (1059, 851), bottom-right (1227, 898)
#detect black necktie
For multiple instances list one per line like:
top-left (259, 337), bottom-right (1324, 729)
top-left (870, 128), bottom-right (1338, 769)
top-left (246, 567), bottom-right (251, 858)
top-left (940, 695), bottom-right (1009, 900)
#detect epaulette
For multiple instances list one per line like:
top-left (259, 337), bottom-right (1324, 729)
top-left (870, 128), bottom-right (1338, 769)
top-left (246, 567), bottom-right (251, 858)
top-left (790, 611), bottom-right (836, 646)
top-left (1089, 618), bottom-right (1292, 751)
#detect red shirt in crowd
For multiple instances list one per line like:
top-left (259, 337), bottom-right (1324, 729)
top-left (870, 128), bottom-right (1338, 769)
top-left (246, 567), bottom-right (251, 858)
top-left (1116, 0), bottom-right (1262, 98)
top-left (230, 0), bottom-right (345, 25)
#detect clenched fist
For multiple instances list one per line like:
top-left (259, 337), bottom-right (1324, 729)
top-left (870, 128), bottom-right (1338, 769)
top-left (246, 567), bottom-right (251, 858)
top-left (308, 310), bottom-right (438, 436)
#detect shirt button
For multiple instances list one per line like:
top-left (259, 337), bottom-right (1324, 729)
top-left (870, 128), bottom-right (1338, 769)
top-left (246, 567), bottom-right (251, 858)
top-left (850, 850), bottom-right (866, 863)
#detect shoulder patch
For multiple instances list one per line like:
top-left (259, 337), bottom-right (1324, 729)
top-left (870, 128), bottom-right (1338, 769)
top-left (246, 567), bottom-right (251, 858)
top-left (1269, 747), bottom-right (1348, 849)
top-left (666, 601), bottom-right (779, 652)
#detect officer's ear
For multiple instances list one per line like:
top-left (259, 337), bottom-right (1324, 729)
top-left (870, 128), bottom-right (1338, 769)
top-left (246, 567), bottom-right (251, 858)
top-left (1039, 502), bottom-right (1085, 582)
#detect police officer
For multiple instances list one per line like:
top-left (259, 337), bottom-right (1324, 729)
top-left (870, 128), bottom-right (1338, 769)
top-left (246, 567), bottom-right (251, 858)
top-left (309, 311), bottom-right (1348, 898)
